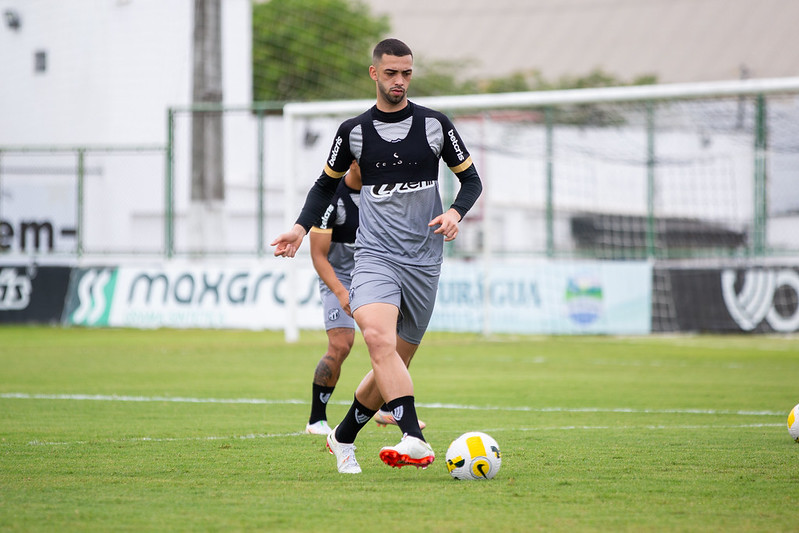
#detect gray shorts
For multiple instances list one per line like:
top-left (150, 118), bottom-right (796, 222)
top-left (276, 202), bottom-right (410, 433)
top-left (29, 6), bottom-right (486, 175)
top-left (319, 279), bottom-right (355, 330)
top-left (350, 255), bottom-right (441, 345)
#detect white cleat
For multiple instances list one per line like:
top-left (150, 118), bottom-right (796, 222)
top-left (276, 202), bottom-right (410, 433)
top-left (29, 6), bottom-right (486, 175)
top-left (373, 410), bottom-right (427, 430)
top-left (305, 420), bottom-right (333, 435)
top-left (326, 427), bottom-right (362, 474)
top-left (379, 433), bottom-right (435, 469)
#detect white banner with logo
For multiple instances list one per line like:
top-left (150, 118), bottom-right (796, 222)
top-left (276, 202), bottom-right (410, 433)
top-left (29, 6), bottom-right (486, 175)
top-left (64, 258), bottom-right (650, 334)
top-left (65, 260), bottom-right (324, 330)
top-left (431, 260), bottom-right (652, 335)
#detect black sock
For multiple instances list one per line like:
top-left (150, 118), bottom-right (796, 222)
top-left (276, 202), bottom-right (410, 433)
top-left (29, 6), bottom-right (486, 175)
top-left (335, 396), bottom-right (377, 444)
top-left (379, 403), bottom-right (389, 412)
top-left (309, 384), bottom-right (334, 424)
top-left (385, 395), bottom-right (424, 441)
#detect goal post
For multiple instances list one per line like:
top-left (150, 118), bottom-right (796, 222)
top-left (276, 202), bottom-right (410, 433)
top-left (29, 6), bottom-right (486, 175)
top-left (279, 77), bottom-right (799, 340)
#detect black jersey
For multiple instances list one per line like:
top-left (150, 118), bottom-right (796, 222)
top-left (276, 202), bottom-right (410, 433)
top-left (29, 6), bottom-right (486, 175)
top-left (311, 178), bottom-right (360, 282)
top-left (323, 102), bottom-right (475, 266)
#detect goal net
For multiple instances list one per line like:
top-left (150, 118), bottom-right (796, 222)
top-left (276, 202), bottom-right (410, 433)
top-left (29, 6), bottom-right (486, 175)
top-left (280, 78), bottom-right (799, 262)
top-left (271, 79), bottom-right (799, 337)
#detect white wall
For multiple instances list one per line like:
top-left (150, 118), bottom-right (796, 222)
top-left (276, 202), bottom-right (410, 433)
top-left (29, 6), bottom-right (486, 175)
top-left (0, 0), bottom-right (252, 256)
top-left (0, 0), bottom-right (251, 145)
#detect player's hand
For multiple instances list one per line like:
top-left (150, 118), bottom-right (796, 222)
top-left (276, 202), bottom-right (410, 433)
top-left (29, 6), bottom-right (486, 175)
top-left (336, 291), bottom-right (352, 317)
top-left (270, 224), bottom-right (307, 257)
top-left (429, 208), bottom-right (461, 242)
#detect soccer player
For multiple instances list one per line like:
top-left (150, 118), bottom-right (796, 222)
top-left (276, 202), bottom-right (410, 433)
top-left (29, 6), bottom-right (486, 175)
top-left (304, 160), bottom-right (427, 436)
top-left (304, 161), bottom-right (362, 436)
top-left (272, 38), bottom-right (482, 474)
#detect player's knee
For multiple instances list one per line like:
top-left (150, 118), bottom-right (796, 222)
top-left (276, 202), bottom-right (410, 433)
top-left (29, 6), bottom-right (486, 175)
top-left (328, 337), bottom-right (353, 360)
top-left (326, 328), bottom-right (354, 360)
top-left (361, 327), bottom-right (395, 355)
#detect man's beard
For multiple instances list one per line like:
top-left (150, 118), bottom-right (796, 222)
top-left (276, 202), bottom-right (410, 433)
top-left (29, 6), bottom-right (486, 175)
top-left (379, 83), bottom-right (405, 105)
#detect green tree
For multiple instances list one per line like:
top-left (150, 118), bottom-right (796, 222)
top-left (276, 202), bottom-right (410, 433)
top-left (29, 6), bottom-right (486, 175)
top-left (252, 0), bottom-right (389, 102)
top-left (409, 59), bottom-right (479, 97)
top-left (252, 1), bottom-right (657, 103)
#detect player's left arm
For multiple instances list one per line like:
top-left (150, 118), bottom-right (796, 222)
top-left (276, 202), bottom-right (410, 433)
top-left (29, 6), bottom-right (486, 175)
top-left (429, 118), bottom-right (483, 241)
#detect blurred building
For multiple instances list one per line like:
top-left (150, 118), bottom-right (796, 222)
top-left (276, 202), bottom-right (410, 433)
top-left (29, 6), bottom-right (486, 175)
top-left (364, 0), bottom-right (799, 84)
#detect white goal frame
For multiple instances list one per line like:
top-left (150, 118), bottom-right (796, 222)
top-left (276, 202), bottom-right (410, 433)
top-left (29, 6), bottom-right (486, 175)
top-left (280, 76), bottom-right (799, 341)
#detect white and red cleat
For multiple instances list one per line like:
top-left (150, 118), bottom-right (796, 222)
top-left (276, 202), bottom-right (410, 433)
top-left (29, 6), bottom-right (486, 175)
top-left (379, 434), bottom-right (435, 469)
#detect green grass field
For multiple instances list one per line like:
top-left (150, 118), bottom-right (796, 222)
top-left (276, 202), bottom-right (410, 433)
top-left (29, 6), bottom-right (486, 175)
top-left (1, 326), bottom-right (798, 532)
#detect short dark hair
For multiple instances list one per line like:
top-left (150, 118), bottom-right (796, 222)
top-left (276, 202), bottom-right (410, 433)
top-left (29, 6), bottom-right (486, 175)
top-left (372, 38), bottom-right (413, 64)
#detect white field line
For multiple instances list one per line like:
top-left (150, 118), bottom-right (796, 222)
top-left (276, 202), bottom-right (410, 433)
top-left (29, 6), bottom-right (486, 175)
top-left (25, 424), bottom-right (783, 447)
top-left (485, 423), bottom-right (783, 432)
top-left (1, 392), bottom-right (784, 416)
top-left (0, 392), bottom-right (306, 405)
top-left (27, 432), bottom-right (305, 446)
top-left (4, 392), bottom-right (784, 447)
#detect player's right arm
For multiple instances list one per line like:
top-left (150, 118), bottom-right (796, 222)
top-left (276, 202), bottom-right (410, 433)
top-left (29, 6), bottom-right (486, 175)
top-left (271, 174), bottom-right (338, 257)
top-left (271, 126), bottom-right (355, 257)
top-left (271, 223), bottom-right (307, 258)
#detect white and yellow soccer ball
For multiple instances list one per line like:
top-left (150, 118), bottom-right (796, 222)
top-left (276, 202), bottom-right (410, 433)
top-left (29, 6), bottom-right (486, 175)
top-left (788, 404), bottom-right (799, 442)
top-left (445, 431), bottom-right (501, 480)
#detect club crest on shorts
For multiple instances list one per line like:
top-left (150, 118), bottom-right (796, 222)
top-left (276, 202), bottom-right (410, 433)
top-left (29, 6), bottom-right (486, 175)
top-left (328, 309), bottom-right (340, 322)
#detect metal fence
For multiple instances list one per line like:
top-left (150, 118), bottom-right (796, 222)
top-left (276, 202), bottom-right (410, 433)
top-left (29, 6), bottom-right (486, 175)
top-left (3, 77), bottom-right (799, 261)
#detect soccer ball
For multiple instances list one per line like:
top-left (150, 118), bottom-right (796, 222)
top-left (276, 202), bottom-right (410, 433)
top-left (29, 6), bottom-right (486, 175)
top-left (788, 404), bottom-right (799, 442)
top-left (445, 431), bottom-right (501, 480)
